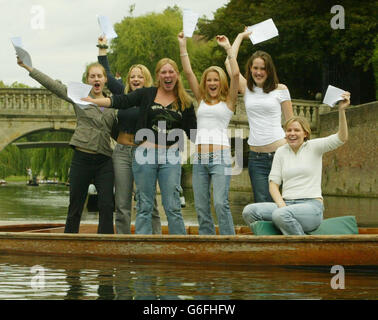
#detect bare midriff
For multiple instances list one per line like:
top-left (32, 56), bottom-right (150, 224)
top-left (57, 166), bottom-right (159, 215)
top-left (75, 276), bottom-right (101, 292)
top-left (249, 138), bottom-right (287, 153)
top-left (197, 144), bottom-right (229, 153)
top-left (117, 132), bottom-right (137, 146)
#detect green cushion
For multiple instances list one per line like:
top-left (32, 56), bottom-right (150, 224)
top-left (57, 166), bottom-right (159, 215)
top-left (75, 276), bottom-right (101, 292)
top-left (250, 221), bottom-right (282, 235)
top-left (309, 216), bottom-right (358, 235)
top-left (250, 216), bottom-right (358, 235)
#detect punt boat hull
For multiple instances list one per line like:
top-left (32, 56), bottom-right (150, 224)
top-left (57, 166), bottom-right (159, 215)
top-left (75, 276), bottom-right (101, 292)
top-left (0, 223), bottom-right (377, 266)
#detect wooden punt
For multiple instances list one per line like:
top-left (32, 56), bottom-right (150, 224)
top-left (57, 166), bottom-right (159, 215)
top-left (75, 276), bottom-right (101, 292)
top-left (0, 223), bottom-right (377, 266)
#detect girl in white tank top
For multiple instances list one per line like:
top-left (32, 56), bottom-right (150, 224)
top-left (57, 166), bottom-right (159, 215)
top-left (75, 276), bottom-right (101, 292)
top-left (178, 32), bottom-right (239, 235)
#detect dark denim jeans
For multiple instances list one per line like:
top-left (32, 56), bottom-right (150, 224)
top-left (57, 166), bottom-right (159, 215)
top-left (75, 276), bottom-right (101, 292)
top-left (65, 149), bottom-right (114, 234)
top-left (248, 150), bottom-right (275, 203)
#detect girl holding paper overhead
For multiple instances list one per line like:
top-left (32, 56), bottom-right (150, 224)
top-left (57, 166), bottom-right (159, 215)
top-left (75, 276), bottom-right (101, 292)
top-left (96, 36), bottom-right (162, 235)
top-left (225, 29), bottom-right (293, 203)
top-left (242, 92), bottom-right (350, 235)
top-left (82, 58), bottom-right (197, 235)
top-left (16, 57), bottom-right (116, 234)
top-left (178, 32), bottom-right (239, 235)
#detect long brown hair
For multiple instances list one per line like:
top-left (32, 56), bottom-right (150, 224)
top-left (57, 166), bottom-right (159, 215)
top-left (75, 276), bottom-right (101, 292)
top-left (245, 51), bottom-right (279, 93)
top-left (155, 58), bottom-right (192, 110)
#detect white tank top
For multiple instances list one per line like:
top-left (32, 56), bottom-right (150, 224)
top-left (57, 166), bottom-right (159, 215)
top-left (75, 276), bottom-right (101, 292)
top-left (244, 86), bottom-right (291, 146)
top-left (195, 100), bottom-right (233, 146)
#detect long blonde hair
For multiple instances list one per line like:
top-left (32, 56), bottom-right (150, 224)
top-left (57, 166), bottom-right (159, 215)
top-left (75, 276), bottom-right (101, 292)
top-left (125, 64), bottom-right (153, 94)
top-left (155, 58), bottom-right (192, 110)
top-left (199, 66), bottom-right (229, 103)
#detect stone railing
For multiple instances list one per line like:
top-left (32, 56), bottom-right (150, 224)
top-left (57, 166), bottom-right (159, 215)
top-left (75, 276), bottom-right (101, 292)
top-left (0, 88), bottom-right (325, 134)
top-left (0, 88), bottom-right (73, 115)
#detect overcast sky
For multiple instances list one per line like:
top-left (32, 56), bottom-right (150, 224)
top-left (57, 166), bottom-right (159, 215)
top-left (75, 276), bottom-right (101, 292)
top-left (1, 0), bottom-right (230, 87)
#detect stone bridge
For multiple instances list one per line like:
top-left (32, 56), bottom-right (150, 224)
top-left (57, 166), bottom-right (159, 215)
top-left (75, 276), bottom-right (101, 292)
top-left (0, 88), bottom-right (327, 152)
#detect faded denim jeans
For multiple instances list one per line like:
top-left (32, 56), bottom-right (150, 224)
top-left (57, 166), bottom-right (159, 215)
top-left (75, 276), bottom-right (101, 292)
top-left (132, 147), bottom-right (186, 235)
top-left (112, 144), bottom-right (161, 234)
top-left (192, 149), bottom-right (235, 235)
top-left (242, 199), bottom-right (324, 235)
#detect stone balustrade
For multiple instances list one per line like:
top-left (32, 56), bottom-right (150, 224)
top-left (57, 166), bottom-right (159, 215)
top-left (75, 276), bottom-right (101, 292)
top-left (0, 88), bottom-right (324, 135)
top-left (0, 88), bottom-right (73, 115)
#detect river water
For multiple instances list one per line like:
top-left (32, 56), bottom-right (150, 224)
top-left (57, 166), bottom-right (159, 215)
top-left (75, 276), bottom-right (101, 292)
top-left (0, 182), bottom-right (377, 300)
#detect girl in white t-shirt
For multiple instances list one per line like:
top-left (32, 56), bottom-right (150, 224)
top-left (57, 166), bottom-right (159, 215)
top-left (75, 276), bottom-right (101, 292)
top-left (225, 29), bottom-right (293, 203)
top-left (242, 93), bottom-right (350, 234)
top-left (178, 32), bottom-right (239, 235)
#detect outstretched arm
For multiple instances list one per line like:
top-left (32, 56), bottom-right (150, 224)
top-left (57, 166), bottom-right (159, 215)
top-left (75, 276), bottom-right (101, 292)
top-left (224, 28), bottom-right (251, 94)
top-left (97, 36), bottom-right (125, 95)
top-left (82, 87), bottom-right (145, 109)
top-left (17, 56), bottom-right (71, 103)
top-left (337, 92), bottom-right (350, 142)
top-left (217, 35), bottom-right (239, 112)
top-left (178, 32), bottom-right (201, 103)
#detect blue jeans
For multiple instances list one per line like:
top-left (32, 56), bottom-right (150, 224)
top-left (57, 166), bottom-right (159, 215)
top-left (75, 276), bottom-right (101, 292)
top-left (248, 150), bottom-right (275, 203)
top-left (112, 144), bottom-right (161, 234)
top-left (132, 147), bottom-right (186, 235)
top-left (242, 199), bottom-right (324, 235)
top-left (192, 150), bottom-right (235, 235)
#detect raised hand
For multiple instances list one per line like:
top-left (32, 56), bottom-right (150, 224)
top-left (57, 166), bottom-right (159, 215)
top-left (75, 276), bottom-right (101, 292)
top-left (98, 36), bottom-right (108, 46)
top-left (178, 31), bottom-right (187, 48)
top-left (240, 26), bottom-right (252, 40)
top-left (338, 91), bottom-right (351, 110)
top-left (16, 56), bottom-right (32, 72)
top-left (216, 35), bottom-right (231, 50)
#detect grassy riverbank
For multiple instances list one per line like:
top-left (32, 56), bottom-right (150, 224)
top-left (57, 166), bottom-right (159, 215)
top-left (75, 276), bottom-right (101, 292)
top-left (3, 175), bottom-right (27, 182)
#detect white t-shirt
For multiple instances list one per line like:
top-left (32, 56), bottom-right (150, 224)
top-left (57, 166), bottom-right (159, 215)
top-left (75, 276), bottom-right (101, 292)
top-left (244, 86), bottom-right (291, 146)
top-left (195, 100), bottom-right (233, 146)
top-left (269, 134), bottom-right (345, 200)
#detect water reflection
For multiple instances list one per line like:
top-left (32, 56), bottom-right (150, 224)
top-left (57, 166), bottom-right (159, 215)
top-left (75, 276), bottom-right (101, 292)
top-left (0, 183), bottom-right (377, 227)
top-left (0, 254), bottom-right (377, 300)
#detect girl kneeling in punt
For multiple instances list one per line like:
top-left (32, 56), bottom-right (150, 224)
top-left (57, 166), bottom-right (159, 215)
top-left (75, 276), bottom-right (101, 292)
top-left (242, 92), bottom-right (350, 235)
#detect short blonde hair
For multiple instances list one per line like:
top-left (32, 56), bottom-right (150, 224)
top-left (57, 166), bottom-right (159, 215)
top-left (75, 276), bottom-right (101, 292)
top-left (125, 64), bottom-right (153, 94)
top-left (199, 66), bottom-right (228, 103)
top-left (284, 116), bottom-right (311, 141)
top-left (155, 58), bottom-right (192, 110)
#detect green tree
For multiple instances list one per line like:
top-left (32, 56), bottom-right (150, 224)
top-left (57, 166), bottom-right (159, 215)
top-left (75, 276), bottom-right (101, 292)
top-left (198, 0), bottom-right (378, 103)
top-left (108, 6), bottom-right (183, 79)
top-left (107, 6), bottom-right (220, 83)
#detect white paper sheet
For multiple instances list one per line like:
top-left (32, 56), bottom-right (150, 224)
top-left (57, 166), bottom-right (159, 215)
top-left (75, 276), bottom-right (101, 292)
top-left (247, 18), bottom-right (279, 45)
top-left (67, 82), bottom-right (96, 109)
top-left (323, 85), bottom-right (346, 107)
top-left (97, 15), bottom-right (117, 39)
top-left (183, 9), bottom-right (199, 38)
top-left (10, 36), bottom-right (33, 68)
